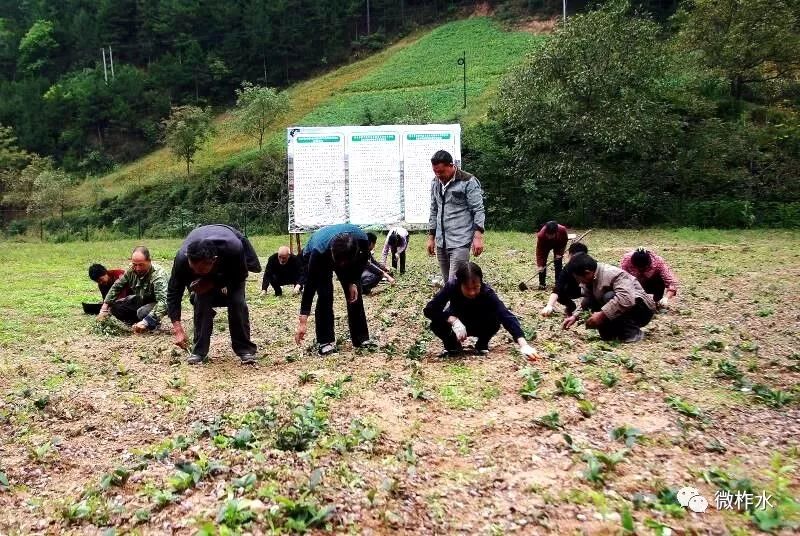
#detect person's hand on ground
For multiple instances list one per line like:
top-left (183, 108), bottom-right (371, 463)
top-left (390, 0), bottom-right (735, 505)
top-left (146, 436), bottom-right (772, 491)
top-left (562, 315), bottom-right (578, 330)
top-left (586, 311), bottom-right (606, 328)
top-left (96, 303), bottom-right (110, 321)
top-left (260, 290), bottom-right (267, 296)
top-left (386, 274), bottom-right (396, 285)
top-left (450, 318), bottom-right (467, 342)
top-left (541, 304), bottom-right (554, 317)
top-left (292, 284), bottom-right (301, 295)
top-left (516, 338), bottom-right (541, 360)
top-left (295, 315), bottom-right (308, 345)
top-left (659, 296), bottom-right (669, 308)
top-left (172, 321), bottom-right (188, 349)
top-left (347, 283), bottom-right (358, 304)
top-left (426, 235), bottom-right (436, 256)
top-left (133, 320), bottom-right (149, 334)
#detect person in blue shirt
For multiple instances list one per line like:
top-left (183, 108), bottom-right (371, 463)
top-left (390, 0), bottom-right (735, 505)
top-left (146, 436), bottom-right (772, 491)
top-left (295, 224), bottom-right (376, 355)
top-left (424, 262), bottom-right (540, 359)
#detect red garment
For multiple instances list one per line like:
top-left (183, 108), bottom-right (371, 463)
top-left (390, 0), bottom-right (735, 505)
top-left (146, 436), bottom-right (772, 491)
top-left (620, 251), bottom-right (679, 294)
top-left (535, 224), bottom-right (569, 266)
top-left (99, 268), bottom-right (129, 299)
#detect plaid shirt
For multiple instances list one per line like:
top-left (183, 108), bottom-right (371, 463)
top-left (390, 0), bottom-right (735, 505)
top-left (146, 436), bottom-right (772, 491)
top-left (620, 251), bottom-right (679, 294)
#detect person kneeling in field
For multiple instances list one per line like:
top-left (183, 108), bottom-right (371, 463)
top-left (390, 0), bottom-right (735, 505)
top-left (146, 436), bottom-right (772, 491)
top-left (295, 224), bottom-right (376, 355)
top-left (361, 232), bottom-right (395, 294)
top-left (84, 263), bottom-right (128, 315)
top-left (541, 242), bottom-right (589, 317)
top-left (167, 224), bottom-right (262, 365)
top-left (562, 254), bottom-right (656, 343)
top-left (424, 262), bottom-right (539, 359)
top-left (620, 247), bottom-right (678, 308)
top-left (96, 246), bottom-right (168, 333)
top-left (260, 246), bottom-right (303, 297)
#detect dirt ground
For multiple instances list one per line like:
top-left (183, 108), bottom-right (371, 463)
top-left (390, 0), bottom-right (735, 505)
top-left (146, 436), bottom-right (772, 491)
top-left (0, 229), bottom-right (798, 535)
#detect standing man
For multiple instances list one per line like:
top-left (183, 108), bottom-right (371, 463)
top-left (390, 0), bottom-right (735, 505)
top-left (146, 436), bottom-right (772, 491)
top-left (261, 245), bottom-right (303, 297)
top-left (295, 223), bottom-right (375, 355)
top-left (167, 224), bottom-right (262, 365)
top-left (562, 254), bottom-right (656, 343)
top-left (620, 247), bottom-right (678, 308)
top-left (535, 220), bottom-right (569, 290)
top-left (97, 246), bottom-right (169, 333)
top-left (426, 150), bottom-right (485, 282)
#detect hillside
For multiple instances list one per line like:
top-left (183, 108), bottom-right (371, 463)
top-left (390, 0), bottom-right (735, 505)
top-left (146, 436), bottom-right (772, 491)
top-left (68, 18), bottom-right (543, 207)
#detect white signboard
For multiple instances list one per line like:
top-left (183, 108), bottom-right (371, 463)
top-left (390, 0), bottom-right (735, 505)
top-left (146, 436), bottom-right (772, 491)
top-left (287, 124), bottom-right (461, 232)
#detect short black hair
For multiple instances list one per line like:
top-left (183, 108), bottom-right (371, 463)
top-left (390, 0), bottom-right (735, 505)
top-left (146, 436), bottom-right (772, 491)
top-left (568, 242), bottom-right (588, 256)
top-left (455, 261), bottom-right (483, 285)
top-left (88, 263), bottom-right (107, 281)
top-left (132, 245), bottom-right (150, 260)
top-left (430, 150), bottom-right (453, 166)
top-left (187, 239), bottom-right (218, 262)
top-left (366, 232), bottom-right (378, 246)
top-left (331, 234), bottom-right (359, 265)
top-left (632, 248), bottom-right (651, 269)
top-left (545, 221), bottom-right (558, 234)
top-left (566, 253), bottom-right (597, 276)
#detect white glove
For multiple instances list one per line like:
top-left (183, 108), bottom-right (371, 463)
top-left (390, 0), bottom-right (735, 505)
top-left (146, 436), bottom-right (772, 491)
top-left (451, 319), bottom-right (467, 341)
top-left (519, 344), bottom-right (539, 359)
top-left (541, 304), bottom-right (554, 317)
top-left (659, 296), bottom-right (669, 307)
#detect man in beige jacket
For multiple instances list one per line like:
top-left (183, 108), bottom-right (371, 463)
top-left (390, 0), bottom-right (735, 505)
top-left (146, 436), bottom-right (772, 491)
top-left (561, 254), bottom-right (655, 342)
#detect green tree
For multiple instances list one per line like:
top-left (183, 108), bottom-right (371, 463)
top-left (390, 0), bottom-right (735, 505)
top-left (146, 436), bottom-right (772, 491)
top-left (494, 0), bottom-right (681, 225)
top-left (2, 154), bottom-right (51, 211)
top-left (230, 82), bottom-right (289, 150)
top-left (17, 19), bottom-right (57, 77)
top-left (0, 123), bottom-right (29, 206)
top-left (162, 105), bottom-right (214, 178)
top-left (674, 0), bottom-right (800, 101)
top-left (29, 165), bottom-right (72, 218)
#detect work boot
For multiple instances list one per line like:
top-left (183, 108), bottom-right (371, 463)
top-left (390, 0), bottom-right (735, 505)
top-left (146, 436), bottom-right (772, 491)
top-left (239, 354), bottom-right (257, 365)
top-left (187, 354), bottom-right (208, 365)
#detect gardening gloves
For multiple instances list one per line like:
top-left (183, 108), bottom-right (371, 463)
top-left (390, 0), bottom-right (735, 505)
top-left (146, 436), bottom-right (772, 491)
top-left (541, 304), bottom-right (554, 316)
top-left (517, 338), bottom-right (540, 360)
top-left (659, 296), bottom-right (669, 308)
top-left (451, 319), bottom-right (467, 342)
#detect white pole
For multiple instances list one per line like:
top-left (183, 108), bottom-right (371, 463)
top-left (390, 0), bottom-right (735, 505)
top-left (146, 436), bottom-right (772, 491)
top-left (109, 46), bottom-right (115, 79)
top-left (101, 48), bottom-right (108, 83)
top-left (563, 0), bottom-right (567, 22)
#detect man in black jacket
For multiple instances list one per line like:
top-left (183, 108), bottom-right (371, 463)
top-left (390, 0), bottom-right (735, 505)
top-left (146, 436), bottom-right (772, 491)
top-left (261, 246), bottom-right (302, 297)
top-left (167, 224), bottom-right (261, 365)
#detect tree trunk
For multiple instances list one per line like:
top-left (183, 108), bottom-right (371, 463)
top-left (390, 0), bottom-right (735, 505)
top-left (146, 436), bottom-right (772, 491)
top-left (186, 158), bottom-right (191, 178)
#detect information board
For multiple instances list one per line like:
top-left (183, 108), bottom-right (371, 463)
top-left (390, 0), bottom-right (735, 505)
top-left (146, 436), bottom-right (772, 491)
top-left (287, 124), bottom-right (461, 232)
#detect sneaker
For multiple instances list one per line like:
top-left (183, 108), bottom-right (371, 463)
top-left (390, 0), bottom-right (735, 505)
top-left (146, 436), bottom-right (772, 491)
top-left (239, 354), bottom-right (257, 365)
top-left (438, 349), bottom-right (464, 358)
top-left (474, 347), bottom-right (489, 356)
top-left (318, 343), bottom-right (337, 355)
top-left (357, 339), bottom-right (378, 349)
top-left (622, 330), bottom-right (644, 343)
top-left (187, 354), bottom-right (208, 365)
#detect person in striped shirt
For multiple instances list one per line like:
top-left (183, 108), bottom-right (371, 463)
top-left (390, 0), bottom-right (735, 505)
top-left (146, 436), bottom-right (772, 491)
top-left (620, 247), bottom-right (678, 308)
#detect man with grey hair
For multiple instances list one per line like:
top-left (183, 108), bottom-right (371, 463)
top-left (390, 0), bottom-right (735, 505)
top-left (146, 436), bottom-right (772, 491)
top-left (97, 246), bottom-right (169, 333)
top-left (426, 150), bottom-right (486, 282)
top-left (261, 245), bottom-right (302, 296)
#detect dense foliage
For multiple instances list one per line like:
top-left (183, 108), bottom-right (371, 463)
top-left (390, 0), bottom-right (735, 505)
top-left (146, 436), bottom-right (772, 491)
top-left (470, 0), bottom-right (800, 228)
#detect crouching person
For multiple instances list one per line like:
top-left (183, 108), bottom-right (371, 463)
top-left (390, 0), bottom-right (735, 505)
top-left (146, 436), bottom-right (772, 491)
top-left (424, 262), bottom-right (539, 359)
top-left (562, 254), bottom-right (655, 343)
top-left (167, 224), bottom-right (262, 365)
top-left (97, 246), bottom-right (168, 333)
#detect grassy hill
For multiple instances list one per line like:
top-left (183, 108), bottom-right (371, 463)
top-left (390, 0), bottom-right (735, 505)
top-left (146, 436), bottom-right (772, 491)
top-left (69, 18), bottom-right (543, 207)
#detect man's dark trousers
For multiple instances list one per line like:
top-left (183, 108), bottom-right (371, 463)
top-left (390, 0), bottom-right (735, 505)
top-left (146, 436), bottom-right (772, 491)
top-left (267, 274), bottom-right (299, 297)
top-left (191, 285), bottom-right (256, 357)
top-left (588, 291), bottom-right (653, 341)
top-left (429, 313), bottom-right (500, 352)
top-left (641, 274), bottom-right (666, 302)
top-left (314, 274), bottom-right (369, 346)
top-left (110, 296), bottom-right (154, 325)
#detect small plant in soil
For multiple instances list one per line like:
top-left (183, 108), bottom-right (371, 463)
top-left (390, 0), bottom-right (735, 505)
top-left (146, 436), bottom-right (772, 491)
top-left (534, 410), bottom-right (562, 430)
top-left (556, 372), bottom-right (584, 399)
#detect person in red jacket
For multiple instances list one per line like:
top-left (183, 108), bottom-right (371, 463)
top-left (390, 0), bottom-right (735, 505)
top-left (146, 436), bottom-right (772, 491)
top-left (83, 263), bottom-right (128, 315)
top-left (535, 220), bottom-right (568, 290)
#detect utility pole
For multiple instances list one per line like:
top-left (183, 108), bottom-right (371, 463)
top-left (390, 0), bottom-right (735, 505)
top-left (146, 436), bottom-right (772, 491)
top-left (366, 0), bottom-right (371, 35)
top-left (457, 51), bottom-right (466, 109)
top-left (101, 48), bottom-right (108, 83)
top-left (563, 0), bottom-right (567, 22)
